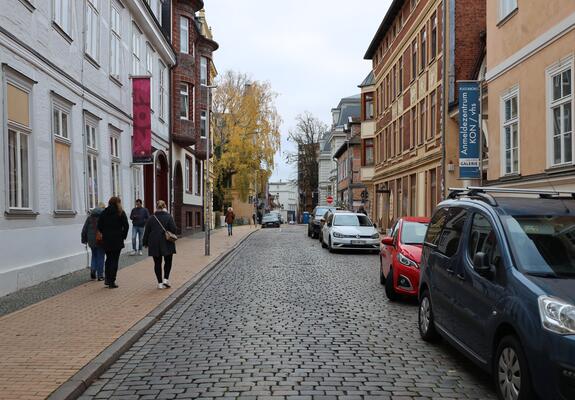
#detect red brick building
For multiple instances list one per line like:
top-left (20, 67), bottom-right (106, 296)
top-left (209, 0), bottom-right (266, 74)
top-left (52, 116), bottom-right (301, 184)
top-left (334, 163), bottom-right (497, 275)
top-left (170, 1), bottom-right (218, 234)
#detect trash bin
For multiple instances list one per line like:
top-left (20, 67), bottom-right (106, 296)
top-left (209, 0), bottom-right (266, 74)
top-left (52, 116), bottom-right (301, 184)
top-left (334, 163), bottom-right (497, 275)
top-left (303, 212), bottom-right (310, 225)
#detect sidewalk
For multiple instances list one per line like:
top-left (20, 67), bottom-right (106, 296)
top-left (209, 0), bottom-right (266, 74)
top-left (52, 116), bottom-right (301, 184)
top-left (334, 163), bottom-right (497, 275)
top-left (0, 225), bottom-right (257, 400)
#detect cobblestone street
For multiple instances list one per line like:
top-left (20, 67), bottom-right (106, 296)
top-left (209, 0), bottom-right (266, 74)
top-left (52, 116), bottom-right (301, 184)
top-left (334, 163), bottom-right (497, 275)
top-left (81, 225), bottom-right (495, 400)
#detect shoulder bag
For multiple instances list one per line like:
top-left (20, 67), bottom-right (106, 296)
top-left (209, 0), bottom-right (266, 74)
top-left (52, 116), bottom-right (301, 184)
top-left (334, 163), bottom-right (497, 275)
top-left (92, 217), bottom-right (104, 246)
top-left (153, 215), bottom-right (178, 243)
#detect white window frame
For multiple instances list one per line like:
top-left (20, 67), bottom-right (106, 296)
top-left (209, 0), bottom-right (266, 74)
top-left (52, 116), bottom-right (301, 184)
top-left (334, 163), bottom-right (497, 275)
top-left (180, 16), bottom-right (189, 54)
top-left (109, 2), bottom-right (121, 80)
top-left (110, 131), bottom-right (121, 197)
top-left (159, 61), bottom-right (166, 120)
top-left (131, 23), bottom-right (142, 75)
top-left (52, 97), bottom-right (74, 211)
top-left (200, 57), bottom-right (208, 85)
top-left (500, 86), bottom-right (520, 176)
top-left (132, 165), bottom-right (143, 204)
top-left (53, 0), bottom-right (71, 35)
top-left (200, 110), bottom-right (207, 137)
top-left (146, 44), bottom-right (154, 111)
top-left (180, 83), bottom-right (189, 120)
top-left (85, 115), bottom-right (100, 210)
top-left (499, 0), bottom-right (518, 22)
top-left (85, 0), bottom-right (100, 61)
top-left (546, 56), bottom-right (574, 168)
top-left (185, 156), bottom-right (191, 192)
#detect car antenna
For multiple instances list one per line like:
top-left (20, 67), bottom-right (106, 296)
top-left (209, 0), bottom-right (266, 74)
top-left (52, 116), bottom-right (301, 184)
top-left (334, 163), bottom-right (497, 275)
top-left (545, 177), bottom-right (570, 214)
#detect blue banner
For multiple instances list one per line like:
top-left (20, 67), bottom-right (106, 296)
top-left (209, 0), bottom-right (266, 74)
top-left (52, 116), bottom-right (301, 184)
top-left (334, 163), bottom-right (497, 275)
top-left (458, 81), bottom-right (481, 179)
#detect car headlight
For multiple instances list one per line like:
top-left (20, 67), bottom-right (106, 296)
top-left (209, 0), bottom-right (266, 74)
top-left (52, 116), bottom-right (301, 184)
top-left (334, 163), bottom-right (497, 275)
top-left (538, 296), bottom-right (575, 335)
top-left (333, 231), bottom-right (344, 238)
top-left (397, 253), bottom-right (418, 268)
top-left (371, 233), bottom-right (380, 239)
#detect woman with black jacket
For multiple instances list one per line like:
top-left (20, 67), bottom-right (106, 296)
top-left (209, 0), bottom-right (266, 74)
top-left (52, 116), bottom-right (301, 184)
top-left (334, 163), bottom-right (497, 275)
top-left (143, 200), bottom-right (177, 289)
top-left (97, 197), bottom-right (129, 288)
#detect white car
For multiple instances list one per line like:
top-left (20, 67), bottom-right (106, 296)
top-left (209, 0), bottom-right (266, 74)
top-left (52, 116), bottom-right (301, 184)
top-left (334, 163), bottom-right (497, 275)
top-left (321, 212), bottom-right (380, 253)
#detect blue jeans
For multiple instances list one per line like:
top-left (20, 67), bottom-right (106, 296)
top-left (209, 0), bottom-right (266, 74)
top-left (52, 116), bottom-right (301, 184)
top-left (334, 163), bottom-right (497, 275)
top-left (90, 247), bottom-right (105, 278)
top-left (132, 226), bottom-right (145, 251)
top-left (227, 224), bottom-right (233, 235)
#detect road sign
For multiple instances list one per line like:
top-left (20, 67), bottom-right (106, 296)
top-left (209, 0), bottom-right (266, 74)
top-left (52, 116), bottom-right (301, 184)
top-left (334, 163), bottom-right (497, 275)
top-left (326, 195), bottom-right (333, 204)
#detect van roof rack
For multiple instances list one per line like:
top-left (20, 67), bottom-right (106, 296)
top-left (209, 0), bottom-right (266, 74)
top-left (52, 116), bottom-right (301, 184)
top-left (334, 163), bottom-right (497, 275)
top-left (448, 186), bottom-right (575, 206)
top-left (448, 187), bottom-right (498, 206)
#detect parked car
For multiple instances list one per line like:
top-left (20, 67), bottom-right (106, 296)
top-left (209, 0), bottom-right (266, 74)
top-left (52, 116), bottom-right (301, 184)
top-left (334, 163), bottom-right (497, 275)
top-left (418, 187), bottom-right (575, 400)
top-left (321, 211), bottom-right (379, 253)
top-left (270, 211), bottom-right (283, 224)
top-left (261, 213), bottom-right (281, 228)
top-left (380, 217), bottom-right (430, 301)
top-left (308, 206), bottom-right (338, 238)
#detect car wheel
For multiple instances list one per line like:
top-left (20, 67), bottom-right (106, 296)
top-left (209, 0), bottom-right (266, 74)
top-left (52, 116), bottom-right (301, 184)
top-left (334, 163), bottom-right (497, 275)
top-left (495, 336), bottom-right (535, 400)
top-left (418, 289), bottom-right (440, 342)
top-left (307, 228), bottom-right (311, 237)
top-left (385, 268), bottom-right (398, 301)
top-left (321, 235), bottom-right (327, 248)
top-left (328, 238), bottom-right (335, 253)
top-left (379, 257), bottom-right (386, 285)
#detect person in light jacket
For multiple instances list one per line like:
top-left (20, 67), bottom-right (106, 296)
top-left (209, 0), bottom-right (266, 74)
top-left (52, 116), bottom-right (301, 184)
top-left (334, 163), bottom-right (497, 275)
top-left (143, 200), bottom-right (177, 289)
top-left (97, 197), bottom-right (129, 288)
top-left (81, 202), bottom-right (106, 281)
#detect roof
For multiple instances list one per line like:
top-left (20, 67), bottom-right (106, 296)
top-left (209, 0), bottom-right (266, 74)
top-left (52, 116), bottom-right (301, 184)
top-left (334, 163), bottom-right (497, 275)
top-left (358, 71), bottom-right (375, 88)
top-left (364, 0), bottom-right (405, 60)
top-left (333, 136), bottom-right (360, 159)
top-left (333, 95), bottom-right (361, 128)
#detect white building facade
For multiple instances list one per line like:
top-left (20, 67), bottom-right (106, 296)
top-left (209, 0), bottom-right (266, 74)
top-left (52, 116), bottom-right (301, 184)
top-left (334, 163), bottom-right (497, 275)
top-left (268, 180), bottom-right (298, 222)
top-left (0, 0), bottom-right (175, 296)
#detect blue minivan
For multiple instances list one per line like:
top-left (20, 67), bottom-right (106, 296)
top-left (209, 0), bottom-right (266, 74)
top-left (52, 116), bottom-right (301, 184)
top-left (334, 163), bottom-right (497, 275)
top-left (418, 187), bottom-right (575, 400)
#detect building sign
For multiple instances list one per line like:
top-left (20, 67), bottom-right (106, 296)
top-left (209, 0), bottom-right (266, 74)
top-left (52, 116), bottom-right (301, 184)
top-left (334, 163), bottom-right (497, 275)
top-left (458, 81), bottom-right (481, 179)
top-left (132, 77), bottom-right (152, 164)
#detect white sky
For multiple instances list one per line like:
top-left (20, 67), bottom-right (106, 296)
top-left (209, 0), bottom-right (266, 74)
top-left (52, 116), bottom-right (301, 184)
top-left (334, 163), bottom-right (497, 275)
top-left (207, 0), bottom-right (393, 181)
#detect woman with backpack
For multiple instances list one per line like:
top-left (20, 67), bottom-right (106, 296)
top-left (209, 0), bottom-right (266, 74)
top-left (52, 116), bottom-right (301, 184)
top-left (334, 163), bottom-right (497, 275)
top-left (81, 202), bottom-right (106, 281)
top-left (97, 197), bottom-right (129, 288)
top-left (143, 200), bottom-right (177, 289)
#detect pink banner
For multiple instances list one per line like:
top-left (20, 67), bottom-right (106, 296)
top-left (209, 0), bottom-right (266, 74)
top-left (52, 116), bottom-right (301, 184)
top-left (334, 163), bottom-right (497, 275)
top-left (132, 77), bottom-right (152, 163)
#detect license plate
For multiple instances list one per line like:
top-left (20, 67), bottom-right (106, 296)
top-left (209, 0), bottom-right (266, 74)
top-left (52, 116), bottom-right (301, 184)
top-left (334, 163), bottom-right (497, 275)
top-left (351, 240), bottom-right (365, 245)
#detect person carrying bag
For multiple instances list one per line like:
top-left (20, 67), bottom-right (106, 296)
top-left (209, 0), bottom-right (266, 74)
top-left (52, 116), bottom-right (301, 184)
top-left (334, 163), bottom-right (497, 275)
top-left (143, 200), bottom-right (177, 289)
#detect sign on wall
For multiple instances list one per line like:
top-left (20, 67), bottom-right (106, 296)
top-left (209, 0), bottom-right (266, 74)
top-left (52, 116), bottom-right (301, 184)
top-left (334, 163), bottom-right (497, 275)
top-left (458, 81), bottom-right (481, 179)
top-left (132, 77), bottom-right (152, 164)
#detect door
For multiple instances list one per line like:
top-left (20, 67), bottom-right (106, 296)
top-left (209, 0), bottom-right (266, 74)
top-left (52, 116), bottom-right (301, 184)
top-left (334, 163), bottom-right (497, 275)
top-left (382, 220), bottom-right (400, 278)
top-left (452, 212), bottom-right (506, 363)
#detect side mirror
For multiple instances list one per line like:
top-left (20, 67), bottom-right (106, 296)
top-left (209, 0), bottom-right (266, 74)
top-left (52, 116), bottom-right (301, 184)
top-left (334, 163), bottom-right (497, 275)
top-left (381, 236), bottom-right (395, 247)
top-left (473, 252), bottom-right (493, 277)
top-left (373, 223), bottom-right (377, 228)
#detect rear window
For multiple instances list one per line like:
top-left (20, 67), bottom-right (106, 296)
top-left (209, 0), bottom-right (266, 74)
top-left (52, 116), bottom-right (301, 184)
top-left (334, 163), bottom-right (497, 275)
top-left (314, 207), bottom-right (331, 218)
top-left (425, 208), bottom-right (448, 246)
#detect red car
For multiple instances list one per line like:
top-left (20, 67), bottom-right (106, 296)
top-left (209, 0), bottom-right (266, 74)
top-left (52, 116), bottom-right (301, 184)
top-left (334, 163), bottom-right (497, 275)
top-left (380, 217), bottom-right (430, 301)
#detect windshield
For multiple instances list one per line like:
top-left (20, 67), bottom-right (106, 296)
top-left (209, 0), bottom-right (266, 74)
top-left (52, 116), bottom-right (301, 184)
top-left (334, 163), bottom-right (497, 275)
top-left (333, 214), bottom-right (373, 227)
top-left (502, 215), bottom-right (575, 277)
top-left (401, 222), bottom-right (428, 245)
top-left (263, 215), bottom-right (278, 222)
top-left (314, 207), bottom-right (331, 218)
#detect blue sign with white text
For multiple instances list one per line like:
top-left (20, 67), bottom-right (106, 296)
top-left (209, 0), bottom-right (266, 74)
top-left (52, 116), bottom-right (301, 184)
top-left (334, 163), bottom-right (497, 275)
top-left (458, 81), bottom-right (481, 179)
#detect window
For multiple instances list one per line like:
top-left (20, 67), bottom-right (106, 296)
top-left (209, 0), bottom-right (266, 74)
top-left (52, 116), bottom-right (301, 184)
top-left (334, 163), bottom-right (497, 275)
top-left (410, 0), bottom-right (417, 11)
top-left (159, 61), bottom-right (166, 119)
top-left (425, 207), bottom-right (447, 246)
top-left (132, 24), bottom-right (141, 75)
top-left (430, 13), bottom-right (437, 61)
top-left (365, 93), bottom-right (374, 120)
top-left (85, 117), bottom-right (99, 210)
top-left (410, 174), bottom-right (416, 215)
top-left (110, 3), bottom-right (121, 79)
top-left (411, 107), bottom-right (417, 149)
top-left (549, 64), bottom-right (572, 166)
top-left (53, 0), bottom-right (71, 34)
top-left (411, 39), bottom-right (418, 81)
top-left (185, 156), bottom-right (193, 192)
top-left (200, 111), bottom-right (207, 137)
top-left (110, 133), bottom-right (121, 197)
top-left (398, 56), bottom-right (403, 94)
top-left (398, 116), bottom-right (404, 153)
top-left (200, 57), bottom-right (208, 86)
top-left (420, 29), bottom-right (427, 72)
top-left (180, 83), bottom-right (189, 119)
top-left (365, 139), bottom-right (374, 166)
top-left (468, 214), bottom-right (502, 271)
top-left (402, 178), bottom-right (408, 217)
top-left (499, 0), bottom-right (517, 21)
top-left (502, 88), bottom-right (519, 174)
top-left (430, 91), bottom-right (437, 139)
top-left (437, 207), bottom-right (467, 257)
top-left (392, 65), bottom-right (397, 98)
top-left (180, 16), bottom-right (189, 54)
top-left (52, 100), bottom-right (73, 211)
top-left (195, 159), bottom-right (202, 195)
top-left (429, 168), bottom-right (437, 214)
top-left (86, 0), bottom-right (99, 60)
top-left (132, 166), bottom-right (142, 204)
top-left (420, 98), bottom-right (426, 144)
top-left (146, 45), bottom-right (154, 110)
top-left (195, 211), bottom-right (201, 227)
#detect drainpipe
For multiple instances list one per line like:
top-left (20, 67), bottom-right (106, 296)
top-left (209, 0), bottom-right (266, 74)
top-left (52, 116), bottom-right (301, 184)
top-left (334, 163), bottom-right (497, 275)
top-left (441, 0), bottom-right (450, 200)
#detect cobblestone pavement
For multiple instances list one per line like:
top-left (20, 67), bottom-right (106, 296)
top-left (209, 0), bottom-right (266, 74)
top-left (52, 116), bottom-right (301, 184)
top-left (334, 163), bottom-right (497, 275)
top-left (82, 225), bottom-right (496, 400)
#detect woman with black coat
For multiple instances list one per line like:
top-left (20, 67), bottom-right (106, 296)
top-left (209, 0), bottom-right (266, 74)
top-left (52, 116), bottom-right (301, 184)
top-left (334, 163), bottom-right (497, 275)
top-left (97, 197), bottom-right (129, 288)
top-left (143, 200), bottom-right (177, 289)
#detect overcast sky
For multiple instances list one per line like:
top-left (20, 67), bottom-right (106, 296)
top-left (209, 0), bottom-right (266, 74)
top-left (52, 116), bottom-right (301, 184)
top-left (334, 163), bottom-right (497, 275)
top-left (207, 0), bottom-right (392, 181)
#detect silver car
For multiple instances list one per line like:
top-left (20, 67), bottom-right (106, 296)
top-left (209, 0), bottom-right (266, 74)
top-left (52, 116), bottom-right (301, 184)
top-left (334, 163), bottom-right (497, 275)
top-left (321, 212), bottom-right (379, 253)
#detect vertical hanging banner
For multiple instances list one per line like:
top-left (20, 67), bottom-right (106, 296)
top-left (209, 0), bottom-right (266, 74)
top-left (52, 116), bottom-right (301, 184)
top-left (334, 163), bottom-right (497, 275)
top-left (132, 77), bottom-right (152, 164)
top-left (458, 81), bottom-right (481, 179)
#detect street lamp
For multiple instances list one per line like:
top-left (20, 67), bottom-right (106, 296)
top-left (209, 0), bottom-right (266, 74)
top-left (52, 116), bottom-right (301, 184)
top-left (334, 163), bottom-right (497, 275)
top-left (203, 83), bottom-right (218, 256)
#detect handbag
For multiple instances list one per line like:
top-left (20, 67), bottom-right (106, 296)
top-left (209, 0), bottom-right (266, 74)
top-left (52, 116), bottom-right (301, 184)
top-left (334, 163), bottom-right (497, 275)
top-left (92, 217), bottom-right (104, 246)
top-left (154, 215), bottom-right (178, 242)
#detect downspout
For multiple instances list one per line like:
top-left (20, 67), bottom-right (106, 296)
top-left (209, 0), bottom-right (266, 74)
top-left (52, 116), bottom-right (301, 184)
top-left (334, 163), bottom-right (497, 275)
top-left (441, 0), bottom-right (451, 199)
top-left (168, 65), bottom-right (173, 215)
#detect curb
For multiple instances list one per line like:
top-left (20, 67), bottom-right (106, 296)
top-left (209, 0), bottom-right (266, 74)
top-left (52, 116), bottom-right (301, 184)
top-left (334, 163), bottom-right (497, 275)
top-left (47, 229), bottom-right (259, 400)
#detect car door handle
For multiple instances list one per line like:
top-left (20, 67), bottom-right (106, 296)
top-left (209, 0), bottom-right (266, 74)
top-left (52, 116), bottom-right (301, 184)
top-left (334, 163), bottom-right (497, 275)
top-left (456, 273), bottom-right (465, 281)
top-left (446, 268), bottom-right (455, 274)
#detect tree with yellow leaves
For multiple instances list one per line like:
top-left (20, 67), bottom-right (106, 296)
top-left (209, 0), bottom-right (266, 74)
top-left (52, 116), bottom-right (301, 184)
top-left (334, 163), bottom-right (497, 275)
top-left (212, 71), bottom-right (282, 212)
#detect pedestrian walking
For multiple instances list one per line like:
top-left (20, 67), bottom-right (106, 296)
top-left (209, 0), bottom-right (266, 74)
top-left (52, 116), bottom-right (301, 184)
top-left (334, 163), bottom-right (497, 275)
top-left (252, 212), bottom-right (257, 227)
top-left (97, 197), bottom-right (129, 288)
top-left (130, 199), bottom-right (149, 255)
top-left (225, 207), bottom-right (235, 236)
top-left (143, 200), bottom-right (177, 289)
top-left (81, 202), bottom-right (106, 281)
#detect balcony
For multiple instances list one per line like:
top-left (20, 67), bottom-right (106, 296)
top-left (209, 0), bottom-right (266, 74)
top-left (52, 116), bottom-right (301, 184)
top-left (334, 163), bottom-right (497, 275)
top-left (172, 119), bottom-right (196, 147)
top-left (175, 0), bottom-right (204, 12)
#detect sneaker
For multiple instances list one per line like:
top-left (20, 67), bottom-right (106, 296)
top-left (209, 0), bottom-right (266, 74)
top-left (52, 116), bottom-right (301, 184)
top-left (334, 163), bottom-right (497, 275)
top-left (108, 283), bottom-right (119, 289)
top-left (130, 251), bottom-right (137, 256)
top-left (157, 283), bottom-right (165, 289)
top-left (162, 279), bottom-right (171, 288)
top-left (97, 277), bottom-right (104, 281)
top-left (138, 250), bottom-right (143, 256)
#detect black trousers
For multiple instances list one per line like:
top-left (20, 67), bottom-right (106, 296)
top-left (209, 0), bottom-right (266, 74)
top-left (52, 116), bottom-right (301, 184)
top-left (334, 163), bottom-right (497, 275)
top-left (105, 250), bottom-right (121, 284)
top-left (153, 255), bottom-right (173, 283)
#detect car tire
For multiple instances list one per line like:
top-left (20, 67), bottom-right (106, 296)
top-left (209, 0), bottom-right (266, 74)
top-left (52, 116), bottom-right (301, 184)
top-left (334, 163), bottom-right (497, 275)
top-left (321, 235), bottom-right (327, 248)
top-left (385, 268), bottom-right (399, 301)
top-left (379, 257), bottom-right (386, 285)
top-left (418, 289), bottom-right (440, 342)
top-left (494, 335), bottom-right (535, 400)
top-left (328, 238), bottom-right (335, 253)
top-left (307, 228), bottom-right (311, 237)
